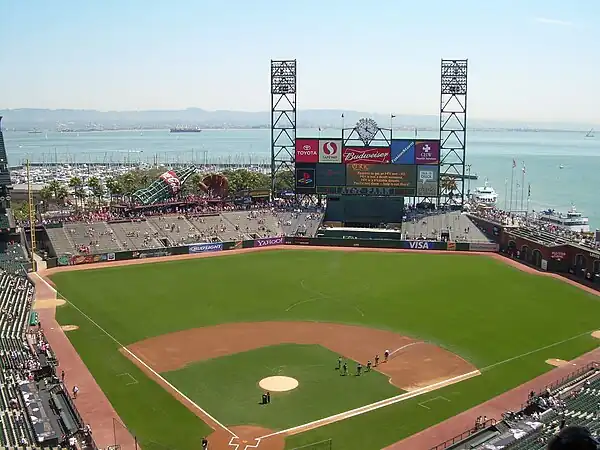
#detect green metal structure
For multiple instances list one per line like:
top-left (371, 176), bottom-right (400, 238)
top-left (132, 166), bottom-right (196, 205)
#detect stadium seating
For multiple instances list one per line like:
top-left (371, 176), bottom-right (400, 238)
top-left (109, 220), bottom-right (164, 249)
top-left (0, 243), bottom-right (28, 274)
top-left (44, 227), bottom-right (76, 256)
top-left (62, 222), bottom-right (124, 253)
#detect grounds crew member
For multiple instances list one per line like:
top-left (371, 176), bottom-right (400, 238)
top-left (337, 357), bottom-right (342, 370)
top-left (384, 349), bottom-right (390, 362)
top-left (202, 437), bottom-right (208, 449)
top-left (366, 360), bottom-right (372, 371)
top-left (356, 363), bottom-right (362, 376)
top-left (375, 354), bottom-right (380, 366)
top-left (342, 361), bottom-right (348, 376)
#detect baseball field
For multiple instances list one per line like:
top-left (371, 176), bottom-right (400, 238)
top-left (44, 247), bottom-right (600, 450)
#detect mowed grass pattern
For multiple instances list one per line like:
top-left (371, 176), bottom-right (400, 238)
top-left (51, 250), bottom-right (600, 450)
top-left (164, 344), bottom-right (400, 430)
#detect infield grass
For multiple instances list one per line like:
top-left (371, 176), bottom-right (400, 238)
top-left (164, 344), bottom-right (400, 430)
top-left (51, 250), bottom-right (600, 450)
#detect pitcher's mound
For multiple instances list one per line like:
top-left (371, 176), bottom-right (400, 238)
top-left (546, 359), bottom-right (571, 367)
top-left (61, 325), bottom-right (79, 331)
top-left (259, 376), bottom-right (299, 392)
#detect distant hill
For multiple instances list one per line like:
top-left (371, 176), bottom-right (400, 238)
top-left (0, 108), bottom-right (596, 132)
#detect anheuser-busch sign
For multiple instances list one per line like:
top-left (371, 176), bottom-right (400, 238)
top-left (254, 236), bottom-right (285, 247)
top-left (343, 147), bottom-right (391, 164)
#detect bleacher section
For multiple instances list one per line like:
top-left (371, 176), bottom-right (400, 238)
top-left (0, 269), bottom-right (91, 448)
top-left (45, 210), bottom-right (325, 256)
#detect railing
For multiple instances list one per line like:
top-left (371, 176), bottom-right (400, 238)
top-left (519, 362), bottom-right (599, 411)
top-left (429, 418), bottom-right (496, 450)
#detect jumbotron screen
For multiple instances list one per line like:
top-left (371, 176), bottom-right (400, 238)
top-left (294, 138), bottom-right (440, 196)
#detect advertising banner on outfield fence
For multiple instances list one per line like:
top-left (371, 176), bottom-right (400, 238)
top-left (254, 236), bottom-right (285, 247)
top-left (469, 242), bottom-right (499, 252)
top-left (390, 140), bottom-right (415, 165)
top-left (188, 243), bottom-right (224, 254)
top-left (401, 241), bottom-right (436, 250)
top-left (132, 250), bottom-right (173, 259)
top-left (295, 139), bottom-right (319, 163)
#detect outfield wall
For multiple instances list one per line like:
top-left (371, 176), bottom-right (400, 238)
top-left (45, 237), bottom-right (498, 268)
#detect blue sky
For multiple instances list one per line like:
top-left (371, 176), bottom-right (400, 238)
top-left (1, 0), bottom-right (598, 123)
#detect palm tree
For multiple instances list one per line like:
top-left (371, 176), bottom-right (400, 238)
top-left (68, 176), bottom-right (85, 209)
top-left (86, 177), bottom-right (105, 207)
top-left (440, 176), bottom-right (458, 198)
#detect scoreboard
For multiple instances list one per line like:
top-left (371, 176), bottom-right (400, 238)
top-left (294, 138), bottom-right (440, 196)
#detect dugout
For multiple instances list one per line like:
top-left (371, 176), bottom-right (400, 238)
top-left (324, 195), bottom-right (404, 228)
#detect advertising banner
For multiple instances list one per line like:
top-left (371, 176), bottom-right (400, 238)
top-left (318, 140), bottom-right (342, 163)
top-left (295, 139), bottom-right (319, 163)
top-left (188, 243), bottom-right (224, 254)
top-left (346, 164), bottom-right (416, 188)
top-left (342, 147), bottom-right (391, 164)
top-left (294, 164), bottom-right (316, 193)
top-left (254, 236), bottom-right (285, 247)
top-left (402, 241), bottom-right (437, 250)
top-left (416, 165), bottom-right (439, 196)
top-left (390, 140), bottom-right (415, 165)
top-left (415, 140), bottom-right (440, 164)
top-left (469, 242), bottom-right (499, 252)
top-left (316, 163), bottom-right (346, 187)
top-left (57, 254), bottom-right (109, 266)
top-left (132, 249), bottom-right (173, 259)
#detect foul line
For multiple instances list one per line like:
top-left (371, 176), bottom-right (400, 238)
top-left (480, 329), bottom-right (598, 372)
top-left (257, 370), bottom-right (480, 439)
top-left (33, 273), bottom-right (238, 439)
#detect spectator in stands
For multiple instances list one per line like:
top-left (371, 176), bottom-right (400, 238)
top-left (547, 425), bottom-right (598, 449)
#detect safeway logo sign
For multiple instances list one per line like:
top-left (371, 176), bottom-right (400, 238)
top-left (407, 241), bottom-right (433, 250)
top-left (343, 147), bottom-right (391, 164)
top-left (318, 140), bottom-right (342, 163)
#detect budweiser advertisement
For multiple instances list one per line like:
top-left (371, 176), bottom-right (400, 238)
top-left (342, 147), bottom-right (391, 164)
top-left (295, 139), bottom-right (319, 163)
top-left (415, 140), bottom-right (440, 164)
top-left (318, 140), bottom-right (342, 163)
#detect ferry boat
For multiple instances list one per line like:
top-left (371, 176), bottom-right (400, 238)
top-left (538, 205), bottom-right (590, 232)
top-left (471, 181), bottom-right (498, 207)
top-left (170, 126), bottom-right (202, 133)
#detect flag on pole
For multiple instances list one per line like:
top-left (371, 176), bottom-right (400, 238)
top-left (318, 127), bottom-right (322, 131)
top-left (391, 114), bottom-right (396, 118)
top-left (522, 162), bottom-right (526, 173)
top-left (341, 113), bottom-right (344, 118)
top-left (528, 183), bottom-right (531, 197)
top-left (512, 159), bottom-right (516, 168)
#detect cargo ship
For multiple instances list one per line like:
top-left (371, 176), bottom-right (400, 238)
top-left (170, 126), bottom-right (202, 133)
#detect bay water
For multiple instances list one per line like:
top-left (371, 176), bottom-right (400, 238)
top-left (4, 128), bottom-right (599, 228)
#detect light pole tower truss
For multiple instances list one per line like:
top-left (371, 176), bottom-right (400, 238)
top-left (439, 59), bottom-right (468, 207)
top-left (270, 60), bottom-right (297, 198)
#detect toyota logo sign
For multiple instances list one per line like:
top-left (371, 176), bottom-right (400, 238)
top-left (303, 144), bottom-right (311, 151)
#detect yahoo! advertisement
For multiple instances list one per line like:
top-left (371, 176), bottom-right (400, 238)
top-left (188, 243), bottom-right (224, 254)
top-left (254, 236), bottom-right (285, 248)
top-left (415, 140), bottom-right (440, 164)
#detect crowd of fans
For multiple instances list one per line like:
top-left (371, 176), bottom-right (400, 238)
top-left (471, 207), bottom-right (599, 250)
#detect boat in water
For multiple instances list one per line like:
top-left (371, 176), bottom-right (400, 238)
top-left (471, 181), bottom-right (498, 207)
top-left (170, 126), bottom-right (202, 133)
top-left (538, 205), bottom-right (590, 232)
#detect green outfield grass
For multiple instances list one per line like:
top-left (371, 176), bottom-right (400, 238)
top-left (51, 250), bottom-right (600, 450)
top-left (164, 344), bottom-right (400, 430)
